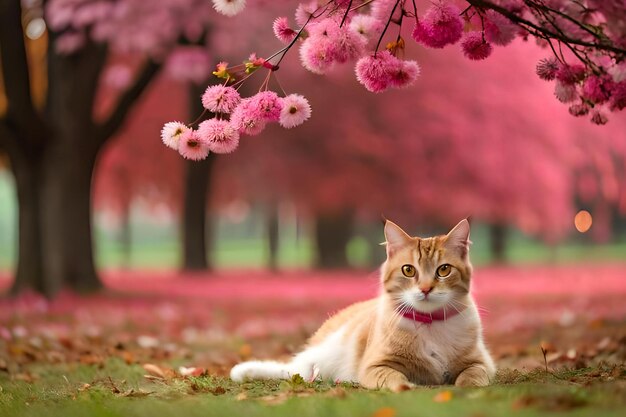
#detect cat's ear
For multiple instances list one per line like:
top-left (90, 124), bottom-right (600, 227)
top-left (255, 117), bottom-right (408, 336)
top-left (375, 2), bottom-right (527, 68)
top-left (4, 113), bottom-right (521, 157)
top-left (383, 220), bottom-right (412, 257)
top-left (444, 219), bottom-right (471, 258)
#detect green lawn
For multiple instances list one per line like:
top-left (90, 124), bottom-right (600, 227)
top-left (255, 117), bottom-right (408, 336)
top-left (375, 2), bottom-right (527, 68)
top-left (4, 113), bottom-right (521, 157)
top-left (1, 359), bottom-right (624, 417)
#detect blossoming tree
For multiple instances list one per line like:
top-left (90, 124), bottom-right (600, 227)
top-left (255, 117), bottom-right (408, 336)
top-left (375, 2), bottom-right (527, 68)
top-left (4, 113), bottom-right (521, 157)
top-left (0, 0), bottom-right (247, 296)
top-left (161, 0), bottom-right (625, 161)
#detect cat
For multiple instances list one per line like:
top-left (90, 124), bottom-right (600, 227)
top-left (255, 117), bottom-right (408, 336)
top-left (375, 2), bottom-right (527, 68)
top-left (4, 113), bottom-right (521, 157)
top-left (230, 219), bottom-right (496, 391)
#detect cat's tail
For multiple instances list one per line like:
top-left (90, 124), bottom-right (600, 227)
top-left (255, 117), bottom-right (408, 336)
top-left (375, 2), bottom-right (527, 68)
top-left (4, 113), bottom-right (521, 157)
top-left (230, 359), bottom-right (316, 382)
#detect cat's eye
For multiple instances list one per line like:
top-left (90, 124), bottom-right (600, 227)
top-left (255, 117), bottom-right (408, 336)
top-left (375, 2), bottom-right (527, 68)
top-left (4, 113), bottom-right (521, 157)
top-left (436, 264), bottom-right (452, 278)
top-left (401, 264), bottom-right (416, 278)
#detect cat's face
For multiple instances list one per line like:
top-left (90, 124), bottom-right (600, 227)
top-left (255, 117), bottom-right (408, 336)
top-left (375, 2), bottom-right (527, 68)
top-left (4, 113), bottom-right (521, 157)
top-left (381, 219), bottom-right (472, 314)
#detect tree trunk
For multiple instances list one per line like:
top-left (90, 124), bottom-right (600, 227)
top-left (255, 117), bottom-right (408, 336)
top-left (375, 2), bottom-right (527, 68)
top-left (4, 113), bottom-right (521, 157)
top-left (314, 210), bottom-right (354, 269)
top-left (39, 139), bottom-right (101, 294)
top-left (8, 150), bottom-right (46, 295)
top-left (37, 42), bottom-right (107, 294)
top-left (266, 202), bottom-right (279, 271)
top-left (182, 154), bottom-right (215, 271)
top-left (489, 223), bottom-right (507, 263)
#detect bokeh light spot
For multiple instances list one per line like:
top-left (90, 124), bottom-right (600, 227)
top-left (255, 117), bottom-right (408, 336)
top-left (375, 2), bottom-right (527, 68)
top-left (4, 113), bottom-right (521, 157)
top-left (25, 18), bottom-right (46, 40)
top-left (574, 210), bottom-right (592, 233)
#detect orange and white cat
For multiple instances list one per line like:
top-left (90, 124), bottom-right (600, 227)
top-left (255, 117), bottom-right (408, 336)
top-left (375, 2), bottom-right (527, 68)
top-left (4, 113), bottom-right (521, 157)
top-left (230, 219), bottom-right (495, 390)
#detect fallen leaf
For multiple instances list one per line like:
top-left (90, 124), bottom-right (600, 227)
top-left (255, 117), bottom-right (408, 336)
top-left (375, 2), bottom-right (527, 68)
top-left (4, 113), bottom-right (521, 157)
top-left (236, 392), bottom-right (247, 401)
top-left (143, 363), bottom-right (166, 379)
top-left (565, 349), bottom-right (577, 360)
top-left (371, 407), bottom-right (396, 417)
top-left (433, 390), bottom-right (453, 403)
top-left (179, 366), bottom-right (206, 377)
top-left (546, 352), bottom-right (563, 363)
top-left (137, 335), bottom-right (160, 349)
top-left (238, 344), bottom-right (252, 360)
top-left (120, 351), bottom-right (135, 365)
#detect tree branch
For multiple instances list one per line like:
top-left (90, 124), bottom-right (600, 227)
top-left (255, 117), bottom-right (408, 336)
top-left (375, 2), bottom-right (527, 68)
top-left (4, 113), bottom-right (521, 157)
top-left (0, 0), bottom-right (46, 142)
top-left (95, 60), bottom-right (161, 146)
top-left (466, 0), bottom-right (626, 56)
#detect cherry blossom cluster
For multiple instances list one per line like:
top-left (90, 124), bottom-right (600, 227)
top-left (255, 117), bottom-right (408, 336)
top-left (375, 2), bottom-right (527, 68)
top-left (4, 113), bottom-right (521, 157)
top-left (537, 58), bottom-right (626, 125)
top-left (210, 0), bottom-right (625, 124)
top-left (161, 58), bottom-right (311, 160)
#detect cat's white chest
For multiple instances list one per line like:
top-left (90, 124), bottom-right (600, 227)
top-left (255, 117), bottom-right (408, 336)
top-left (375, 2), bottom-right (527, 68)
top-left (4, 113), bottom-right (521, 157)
top-left (408, 314), bottom-right (477, 376)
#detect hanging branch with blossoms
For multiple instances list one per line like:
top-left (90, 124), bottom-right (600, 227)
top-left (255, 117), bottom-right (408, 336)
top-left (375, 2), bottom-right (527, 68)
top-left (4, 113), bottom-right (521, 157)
top-left (162, 0), bottom-right (626, 161)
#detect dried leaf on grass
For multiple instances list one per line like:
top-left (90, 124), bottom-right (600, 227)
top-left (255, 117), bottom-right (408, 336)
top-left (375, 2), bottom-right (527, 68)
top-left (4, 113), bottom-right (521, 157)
top-left (433, 390), bottom-right (453, 403)
top-left (371, 407), bottom-right (396, 417)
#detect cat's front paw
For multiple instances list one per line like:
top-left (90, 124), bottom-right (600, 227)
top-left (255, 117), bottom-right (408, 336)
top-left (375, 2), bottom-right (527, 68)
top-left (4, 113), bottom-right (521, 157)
top-left (454, 366), bottom-right (490, 387)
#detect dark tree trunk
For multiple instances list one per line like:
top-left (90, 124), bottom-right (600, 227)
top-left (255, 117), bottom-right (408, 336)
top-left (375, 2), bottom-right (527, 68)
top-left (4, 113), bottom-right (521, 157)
top-left (182, 155), bottom-right (215, 271)
top-left (489, 223), bottom-right (507, 263)
top-left (7, 148), bottom-right (46, 295)
top-left (266, 202), bottom-right (279, 271)
top-left (314, 210), bottom-right (354, 269)
top-left (182, 83), bottom-right (217, 272)
top-left (36, 42), bottom-right (107, 294)
top-left (39, 141), bottom-right (101, 293)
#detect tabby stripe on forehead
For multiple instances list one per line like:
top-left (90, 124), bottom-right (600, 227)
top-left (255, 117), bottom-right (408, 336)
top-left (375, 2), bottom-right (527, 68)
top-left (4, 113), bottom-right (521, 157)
top-left (417, 239), bottom-right (422, 261)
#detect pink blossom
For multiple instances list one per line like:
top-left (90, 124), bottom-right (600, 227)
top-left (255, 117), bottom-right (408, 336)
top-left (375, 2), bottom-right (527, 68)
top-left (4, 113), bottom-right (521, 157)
top-left (349, 14), bottom-right (384, 41)
top-left (412, 2), bottom-right (464, 49)
top-left (568, 103), bottom-right (590, 117)
top-left (299, 35), bottom-right (336, 74)
top-left (161, 121), bottom-right (189, 150)
top-left (201, 85), bottom-right (241, 114)
top-left (212, 0), bottom-right (246, 17)
top-left (355, 51), bottom-right (411, 93)
top-left (582, 76), bottom-right (613, 104)
top-left (590, 110), bottom-right (608, 125)
top-left (295, 1), bottom-right (318, 26)
top-left (178, 130), bottom-right (210, 161)
top-left (279, 94), bottom-right (312, 129)
top-left (554, 81), bottom-right (578, 103)
top-left (484, 10), bottom-right (517, 46)
top-left (230, 98), bottom-right (267, 136)
top-left (461, 32), bottom-right (493, 60)
top-left (388, 60), bottom-right (421, 89)
top-left (555, 64), bottom-right (586, 85)
top-left (251, 91), bottom-right (284, 121)
top-left (609, 81), bottom-right (626, 111)
top-left (332, 26), bottom-right (368, 64)
top-left (608, 62), bottom-right (626, 82)
top-left (536, 57), bottom-right (559, 80)
top-left (273, 17), bottom-right (297, 44)
top-left (197, 119), bottom-right (240, 154)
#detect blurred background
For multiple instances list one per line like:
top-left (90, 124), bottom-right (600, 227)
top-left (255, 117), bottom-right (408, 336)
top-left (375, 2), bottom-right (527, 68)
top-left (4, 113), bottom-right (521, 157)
top-left (1, 0), bottom-right (625, 289)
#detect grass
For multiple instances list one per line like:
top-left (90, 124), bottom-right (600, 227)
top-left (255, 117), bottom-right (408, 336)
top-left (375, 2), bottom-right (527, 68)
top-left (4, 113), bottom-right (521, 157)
top-left (1, 359), bottom-right (624, 417)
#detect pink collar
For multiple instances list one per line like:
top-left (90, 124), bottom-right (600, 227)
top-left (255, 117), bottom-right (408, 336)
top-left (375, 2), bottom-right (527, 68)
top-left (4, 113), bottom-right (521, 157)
top-left (401, 306), bottom-right (463, 324)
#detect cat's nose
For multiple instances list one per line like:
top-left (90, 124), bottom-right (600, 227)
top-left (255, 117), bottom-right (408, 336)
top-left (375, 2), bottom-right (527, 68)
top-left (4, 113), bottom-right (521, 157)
top-left (420, 286), bottom-right (433, 296)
